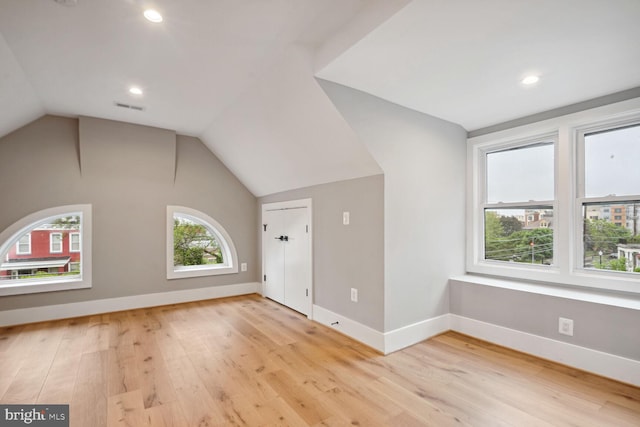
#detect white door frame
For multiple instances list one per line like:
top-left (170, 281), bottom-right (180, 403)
top-left (261, 198), bottom-right (313, 318)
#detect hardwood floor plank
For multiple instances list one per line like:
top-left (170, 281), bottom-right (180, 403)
top-left (142, 401), bottom-right (188, 427)
top-left (254, 396), bottom-right (310, 426)
top-left (38, 330), bottom-right (87, 404)
top-left (131, 312), bottom-right (177, 409)
top-left (106, 311), bottom-right (139, 397)
top-left (83, 314), bottom-right (111, 354)
top-left (107, 389), bottom-right (146, 427)
top-left (1, 321), bottom-right (65, 404)
top-left (0, 324), bottom-right (25, 353)
top-left (264, 369), bottom-right (332, 425)
top-left (71, 350), bottom-right (108, 427)
top-left (165, 355), bottom-right (227, 426)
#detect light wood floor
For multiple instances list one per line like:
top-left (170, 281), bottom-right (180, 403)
top-left (0, 294), bottom-right (638, 426)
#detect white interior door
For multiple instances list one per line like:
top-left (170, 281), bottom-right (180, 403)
top-left (283, 208), bottom-right (310, 315)
top-left (262, 200), bottom-right (312, 316)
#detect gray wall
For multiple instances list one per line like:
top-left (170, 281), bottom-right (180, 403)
top-left (319, 80), bottom-right (467, 332)
top-left (450, 280), bottom-right (640, 360)
top-left (0, 115), bottom-right (257, 311)
top-left (259, 175), bottom-right (385, 331)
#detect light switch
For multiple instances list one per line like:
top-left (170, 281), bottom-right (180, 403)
top-left (343, 211), bottom-right (350, 225)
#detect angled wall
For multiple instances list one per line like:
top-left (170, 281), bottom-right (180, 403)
top-left (0, 115), bottom-right (258, 315)
top-left (319, 80), bottom-right (467, 333)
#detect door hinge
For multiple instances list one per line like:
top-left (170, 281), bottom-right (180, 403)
top-left (263, 274), bottom-right (266, 281)
top-left (263, 224), bottom-right (267, 231)
top-left (306, 225), bottom-right (309, 233)
top-left (306, 289), bottom-right (309, 297)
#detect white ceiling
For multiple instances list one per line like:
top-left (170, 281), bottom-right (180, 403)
top-left (317, 0), bottom-right (640, 131)
top-left (1, 0), bottom-right (639, 195)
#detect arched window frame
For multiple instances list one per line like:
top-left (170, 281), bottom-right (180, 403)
top-left (166, 206), bottom-right (238, 279)
top-left (0, 204), bottom-right (92, 296)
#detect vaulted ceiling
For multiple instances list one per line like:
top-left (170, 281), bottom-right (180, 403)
top-left (1, 0), bottom-right (639, 196)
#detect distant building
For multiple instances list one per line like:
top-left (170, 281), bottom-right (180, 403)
top-left (0, 226), bottom-right (81, 280)
top-left (523, 210), bottom-right (553, 230)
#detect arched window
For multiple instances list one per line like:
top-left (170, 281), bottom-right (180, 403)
top-left (166, 206), bottom-right (238, 279)
top-left (0, 205), bottom-right (92, 296)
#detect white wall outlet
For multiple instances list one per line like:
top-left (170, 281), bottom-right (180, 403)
top-left (350, 287), bottom-right (358, 302)
top-left (559, 317), bottom-right (574, 336)
top-left (343, 211), bottom-right (350, 225)
top-left (240, 263), bottom-right (247, 272)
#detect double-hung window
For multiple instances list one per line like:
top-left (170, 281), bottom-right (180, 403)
top-left (16, 234), bottom-right (31, 254)
top-left (577, 120), bottom-right (640, 275)
top-left (468, 99), bottom-right (640, 293)
top-left (50, 232), bottom-right (63, 253)
top-left (483, 138), bottom-right (556, 266)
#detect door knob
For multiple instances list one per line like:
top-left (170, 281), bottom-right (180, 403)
top-left (275, 235), bottom-right (284, 241)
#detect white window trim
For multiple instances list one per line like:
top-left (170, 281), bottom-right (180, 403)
top-left (0, 205), bottom-right (92, 296)
top-left (16, 234), bottom-right (31, 255)
top-left (467, 97), bottom-right (640, 294)
top-left (50, 232), bottom-right (63, 254)
top-left (70, 232), bottom-right (81, 253)
top-left (166, 206), bottom-right (238, 279)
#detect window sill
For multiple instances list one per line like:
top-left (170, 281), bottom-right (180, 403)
top-left (450, 274), bottom-right (640, 311)
top-left (167, 265), bottom-right (238, 280)
top-left (0, 278), bottom-right (91, 296)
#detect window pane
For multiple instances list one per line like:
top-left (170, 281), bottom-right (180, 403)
top-left (70, 233), bottom-right (80, 252)
top-left (1, 215), bottom-right (81, 284)
top-left (51, 233), bottom-right (62, 253)
top-left (17, 234), bottom-right (30, 254)
top-left (485, 208), bottom-right (553, 264)
top-left (582, 202), bottom-right (640, 273)
top-left (585, 124), bottom-right (640, 198)
top-left (173, 215), bottom-right (224, 268)
top-left (486, 143), bottom-right (554, 203)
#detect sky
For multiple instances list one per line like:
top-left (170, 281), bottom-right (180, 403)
top-left (486, 124), bottom-right (639, 203)
top-left (585, 125), bottom-right (640, 198)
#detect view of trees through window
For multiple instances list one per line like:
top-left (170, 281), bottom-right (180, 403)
top-left (582, 123), bottom-right (640, 274)
top-left (583, 203), bottom-right (640, 273)
top-left (0, 215), bottom-right (81, 283)
top-left (484, 208), bottom-right (554, 264)
top-left (173, 215), bottom-right (223, 268)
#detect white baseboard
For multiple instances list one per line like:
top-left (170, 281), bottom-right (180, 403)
top-left (312, 304), bottom-right (385, 352)
top-left (0, 282), bottom-right (259, 327)
top-left (450, 314), bottom-right (640, 387)
top-left (383, 314), bottom-right (451, 354)
top-left (312, 305), bottom-right (451, 355)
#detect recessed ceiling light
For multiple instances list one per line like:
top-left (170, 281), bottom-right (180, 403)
top-left (144, 9), bottom-right (163, 23)
top-left (521, 75), bottom-right (540, 85)
top-left (129, 87), bottom-right (143, 95)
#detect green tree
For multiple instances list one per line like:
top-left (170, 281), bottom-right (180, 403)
top-left (484, 211), bottom-right (506, 260)
top-left (510, 228), bottom-right (553, 264)
top-left (50, 215), bottom-right (81, 228)
top-left (584, 219), bottom-right (632, 254)
top-left (173, 219), bottom-right (223, 266)
top-left (608, 257), bottom-right (628, 272)
top-left (499, 216), bottom-right (522, 236)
